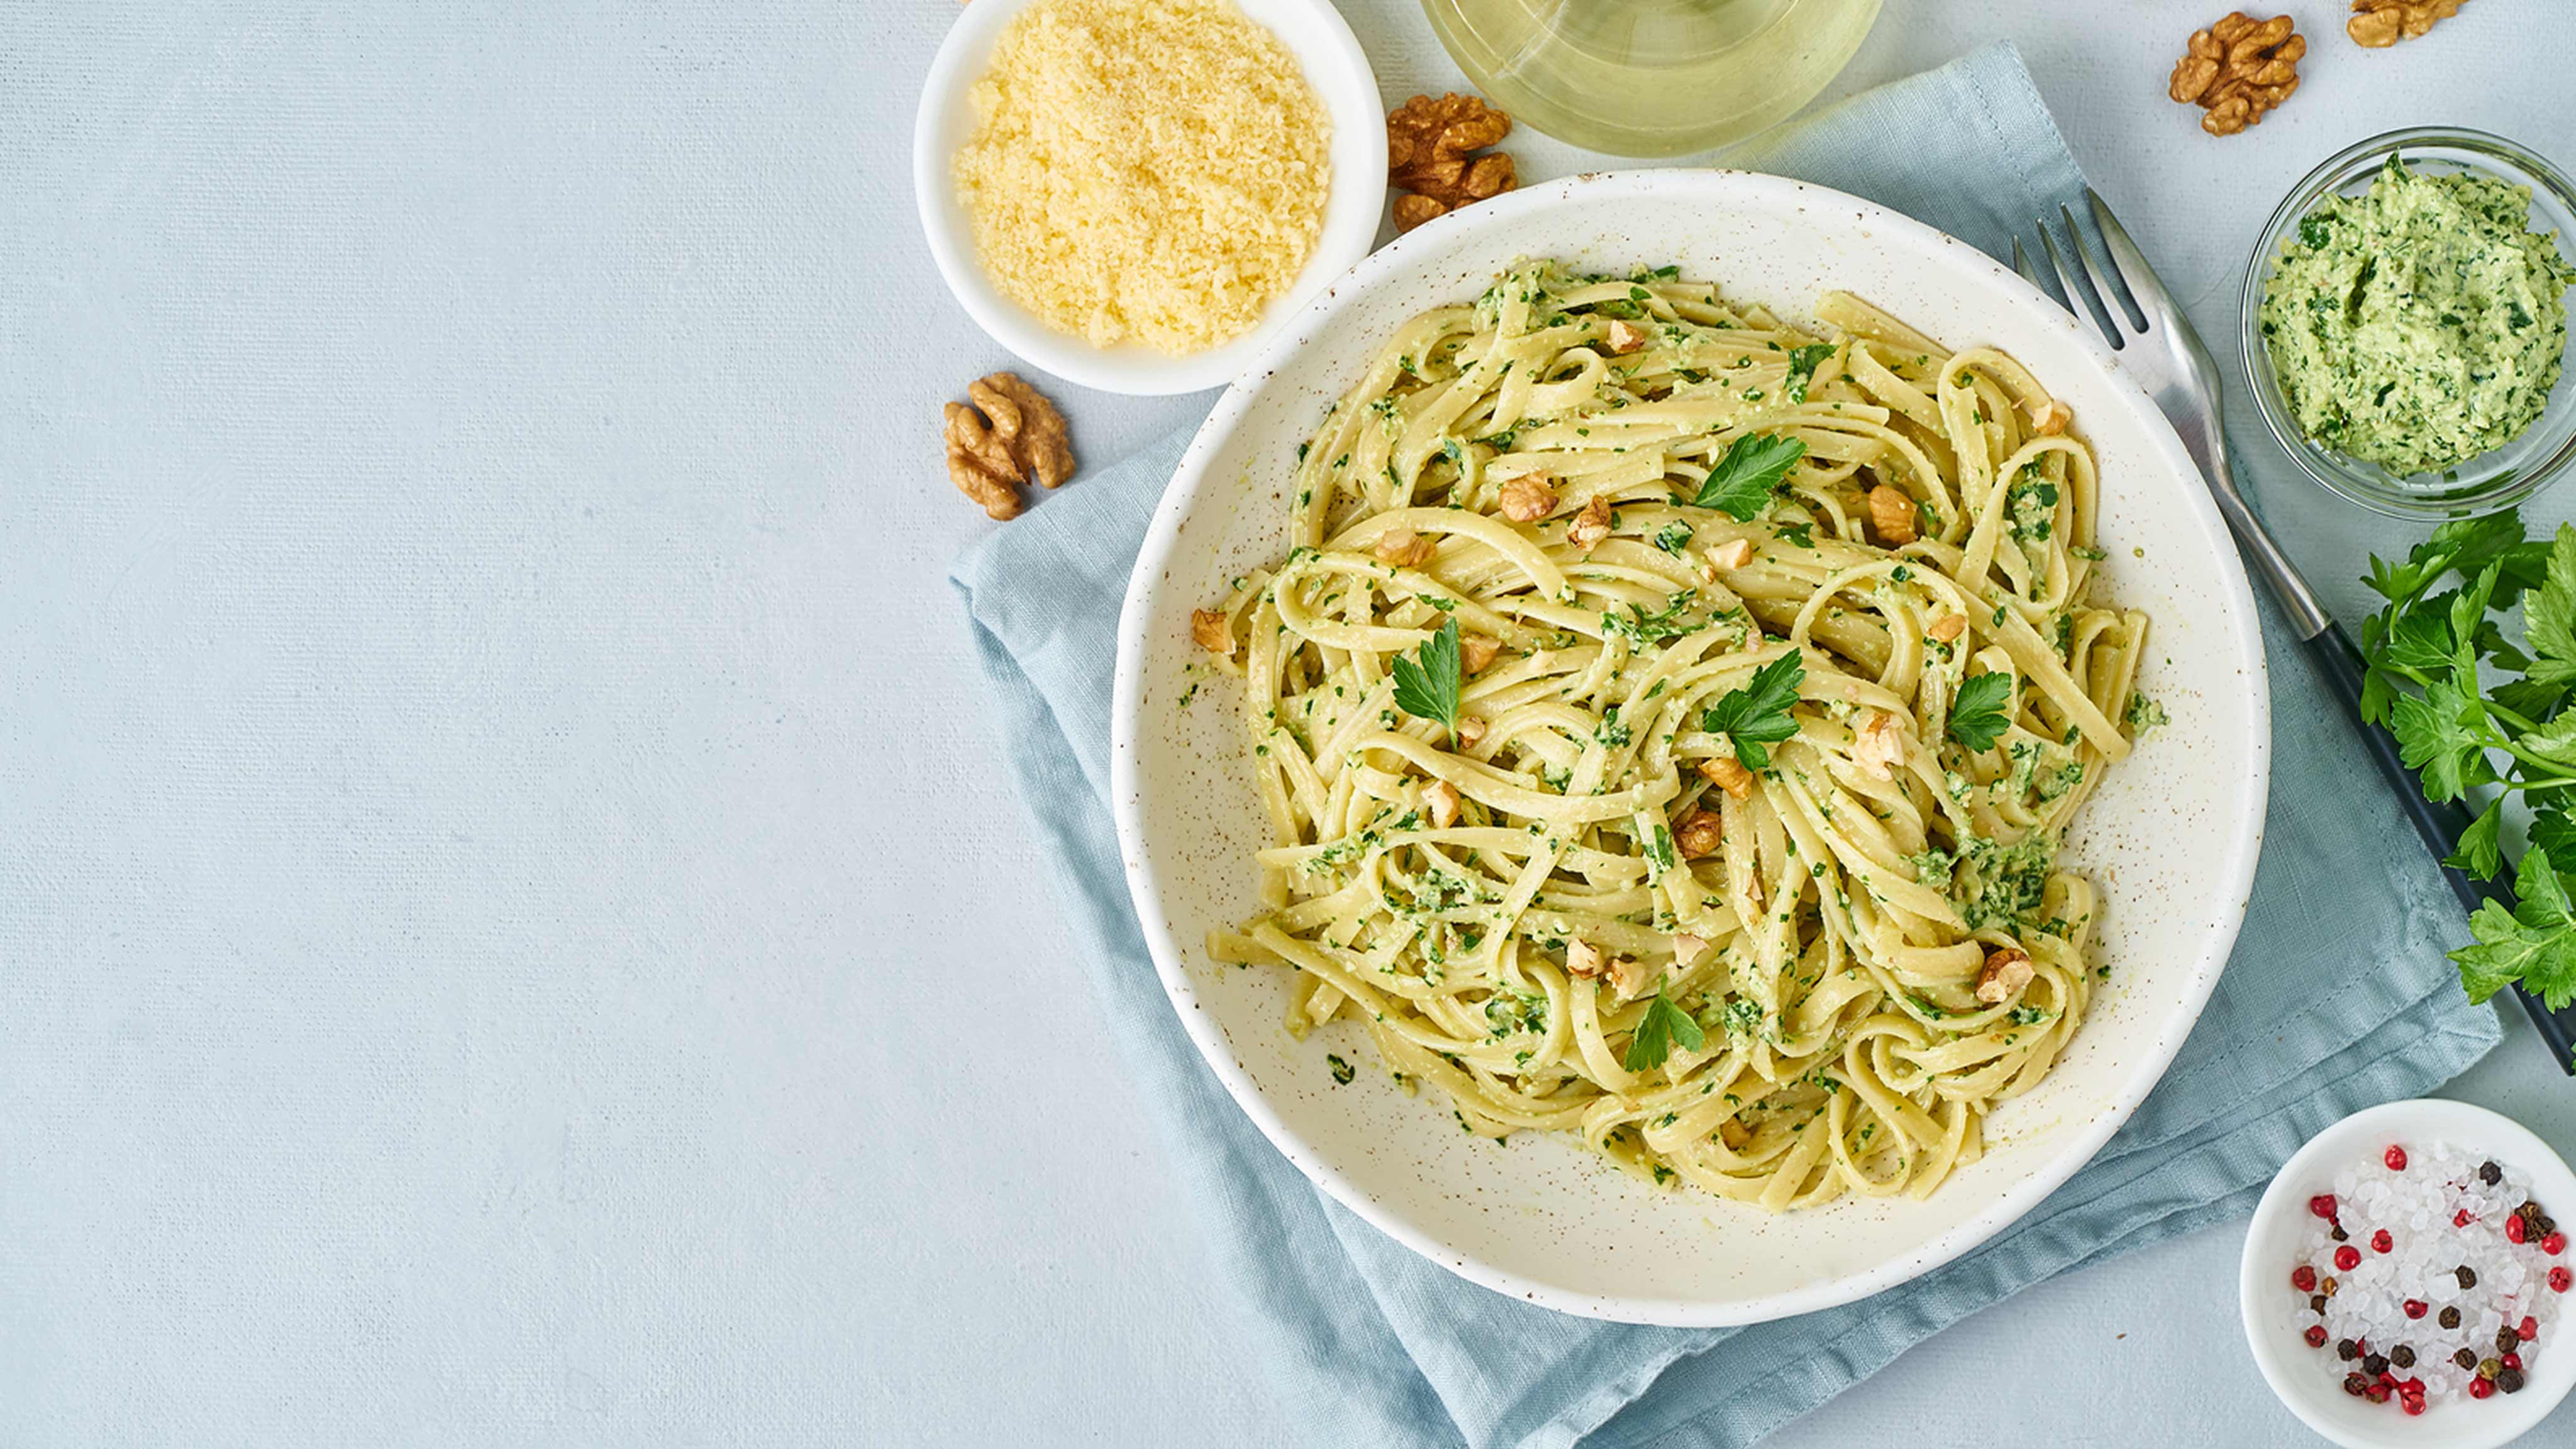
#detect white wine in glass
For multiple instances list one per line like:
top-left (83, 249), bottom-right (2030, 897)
top-left (1421, 0), bottom-right (1884, 158)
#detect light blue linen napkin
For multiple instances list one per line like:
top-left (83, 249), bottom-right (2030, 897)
top-left (950, 43), bottom-right (2499, 1449)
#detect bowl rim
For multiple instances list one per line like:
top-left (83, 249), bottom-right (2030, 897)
top-left (909, 0), bottom-right (1387, 397)
top-left (2237, 125), bottom-right (2576, 521)
top-left (2237, 1098), bottom-right (2576, 1449)
top-left (1109, 168), bottom-right (2272, 1325)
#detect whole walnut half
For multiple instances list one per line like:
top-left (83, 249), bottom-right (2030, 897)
top-left (2168, 13), bottom-right (2305, 137)
top-left (942, 371), bottom-right (1074, 522)
top-left (1387, 94), bottom-right (1517, 233)
top-left (2347, 0), bottom-right (2467, 47)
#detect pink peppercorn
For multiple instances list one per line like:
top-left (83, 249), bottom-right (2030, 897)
top-left (2309, 1193), bottom-right (2338, 1220)
top-left (2509, 1215), bottom-right (2529, 1245)
top-left (2292, 1264), bottom-right (2317, 1292)
top-left (2471, 1377), bottom-right (2496, 1400)
top-left (2503, 1352), bottom-right (2523, 1371)
top-left (2521, 1315), bottom-right (2538, 1341)
top-left (2547, 1231), bottom-right (2568, 1256)
top-left (2455, 1209), bottom-right (2475, 1227)
top-left (2404, 1300), bottom-right (2428, 1319)
top-left (2401, 1394), bottom-right (2425, 1416)
top-left (2335, 1245), bottom-right (2362, 1271)
top-left (2371, 1228), bottom-right (2394, 1253)
top-left (2306, 1324), bottom-right (2329, 1348)
top-left (2384, 1145), bottom-right (2408, 1171)
top-left (2552, 1266), bottom-right (2572, 1294)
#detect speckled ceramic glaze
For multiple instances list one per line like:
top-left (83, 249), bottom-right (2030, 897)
top-left (1109, 171), bottom-right (2271, 1326)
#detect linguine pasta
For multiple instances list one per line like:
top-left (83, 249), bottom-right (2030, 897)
top-left (1196, 262), bottom-right (2149, 1210)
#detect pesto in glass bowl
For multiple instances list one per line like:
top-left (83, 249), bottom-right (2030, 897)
top-left (2243, 128), bottom-right (2576, 519)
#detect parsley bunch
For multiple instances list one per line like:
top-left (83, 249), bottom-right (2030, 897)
top-left (2361, 513), bottom-right (2576, 1008)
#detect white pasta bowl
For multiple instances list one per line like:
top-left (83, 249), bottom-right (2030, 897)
top-left (1111, 170), bottom-right (2271, 1325)
top-left (911, 0), bottom-right (1387, 396)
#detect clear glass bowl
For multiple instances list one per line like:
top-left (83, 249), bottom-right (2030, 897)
top-left (2240, 127), bottom-right (2576, 519)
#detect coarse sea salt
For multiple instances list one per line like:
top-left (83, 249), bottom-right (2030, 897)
top-left (2288, 1140), bottom-right (2571, 1413)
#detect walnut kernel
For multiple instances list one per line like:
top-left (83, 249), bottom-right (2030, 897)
top-left (1387, 94), bottom-right (1518, 233)
top-left (1675, 809), bottom-right (1725, 859)
top-left (1867, 485), bottom-right (1917, 545)
top-left (2170, 13), bottom-right (2305, 136)
top-left (2347, 0), bottom-right (2465, 47)
top-left (1975, 947), bottom-right (2036, 1005)
top-left (1566, 495), bottom-right (1614, 553)
top-left (1374, 528), bottom-right (1438, 567)
top-left (1497, 475), bottom-right (1558, 523)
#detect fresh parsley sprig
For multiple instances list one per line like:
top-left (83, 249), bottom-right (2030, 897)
top-left (1948, 671), bottom-right (2016, 752)
top-left (1687, 433), bottom-right (1807, 519)
top-left (2362, 513), bottom-right (2576, 1009)
top-left (1701, 652), bottom-right (1804, 770)
top-left (1391, 616), bottom-right (1462, 732)
top-left (1623, 987), bottom-right (1706, 1071)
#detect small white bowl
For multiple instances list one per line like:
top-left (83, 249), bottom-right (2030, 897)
top-left (911, 0), bottom-right (1387, 396)
top-left (2241, 1099), bottom-right (2576, 1448)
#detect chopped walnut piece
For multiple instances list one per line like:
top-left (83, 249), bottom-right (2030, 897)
top-left (1191, 608), bottom-right (1234, 656)
top-left (1674, 809), bottom-right (1726, 859)
top-left (1566, 495), bottom-right (1615, 553)
top-left (1605, 319), bottom-right (1651, 355)
top-left (1671, 932), bottom-right (1708, 964)
top-left (969, 372), bottom-right (1074, 489)
top-left (1454, 714), bottom-right (1488, 747)
top-left (1497, 475), bottom-right (1558, 523)
top-left (942, 372), bottom-right (1076, 519)
top-left (1707, 537), bottom-right (1755, 570)
top-left (1697, 755), bottom-right (1754, 800)
top-left (1717, 1118), bottom-right (1752, 1150)
top-left (1867, 485), bottom-right (1918, 545)
top-left (1852, 711), bottom-right (1906, 780)
top-left (1423, 779), bottom-right (1463, 829)
top-left (944, 401), bottom-right (1023, 521)
top-left (1460, 633), bottom-right (1504, 674)
top-left (1374, 528), bottom-right (1438, 567)
top-left (2170, 13), bottom-right (2305, 137)
top-left (2347, 0), bottom-right (2465, 47)
top-left (1975, 947), bottom-right (2036, 1005)
top-left (1387, 93), bottom-right (1518, 233)
top-left (2027, 397), bottom-right (2072, 436)
top-left (1606, 953), bottom-right (1654, 1002)
top-left (1565, 939), bottom-right (1607, 979)
top-left (1926, 613), bottom-right (1968, 643)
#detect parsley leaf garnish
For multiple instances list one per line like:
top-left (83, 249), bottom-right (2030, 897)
top-left (1701, 652), bottom-right (1804, 770)
top-left (1948, 671), bottom-right (2015, 752)
top-left (1622, 987), bottom-right (1706, 1071)
top-left (1687, 433), bottom-right (1807, 518)
top-left (1782, 343), bottom-right (1835, 404)
top-left (2363, 513), bottom-right (2576, 1008)
top-left (2457, 847), bottom-right (2576, 1009)
top-left (1391, 617), bottom-right (1462, 732)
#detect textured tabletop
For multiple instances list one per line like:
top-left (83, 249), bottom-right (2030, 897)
top-left (7, 2), bottom-right (2576, 1445)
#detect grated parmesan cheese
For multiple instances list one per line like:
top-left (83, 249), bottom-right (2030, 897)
top-left (953, 0), bottom-right (1331, 356)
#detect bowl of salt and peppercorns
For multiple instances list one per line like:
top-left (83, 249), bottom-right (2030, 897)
top-left (2243, 1099), bottom-right (2576, 1447)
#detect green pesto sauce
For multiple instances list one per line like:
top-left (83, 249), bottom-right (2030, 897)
top-left (2260, 157), bottom-right (2575, 477)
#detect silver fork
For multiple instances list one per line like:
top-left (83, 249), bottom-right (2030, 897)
top-left (2020, 192), bottom-right (2576, 1065)
top-left (2012, 192), bottom-right (2329, 640)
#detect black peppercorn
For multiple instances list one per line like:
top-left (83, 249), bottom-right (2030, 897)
top-left (2390, 1345), bottom-right (2416, 1369)
top-left (2457, 1347), bottom-right (2480, 1370)
top-left (2330, 1224), bottom-right (2348, 1241)
top-left (2500, 1326), bottom-right (2522, 1352)
top-left (2456, 1265), bottom-right (2478, 1289)
top-left (2362, 1352), bottom-right (2389, 1377)
top-left (2481, 1160), bottom-right (2503, 1185)
top-left (2309, 1292), bottom-right (2327, 1313)
top-left (2338, 1338), bottom-right (2360, 1361)
top-left (2500, 1366), bottom-right (2528, 1394)
top-left (2440, 1305), bottom-right (2463, 1330)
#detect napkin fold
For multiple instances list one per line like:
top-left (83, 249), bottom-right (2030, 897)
top-left (950, 43), bottom-right (2499, 1449)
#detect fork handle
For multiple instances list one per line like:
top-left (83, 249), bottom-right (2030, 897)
top-left (2301, 625), bottom-right (2576, 1072)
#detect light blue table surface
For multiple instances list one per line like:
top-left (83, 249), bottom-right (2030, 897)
top-left (7, 3), bottom-right (2576, 1445)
